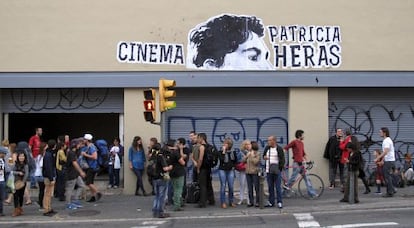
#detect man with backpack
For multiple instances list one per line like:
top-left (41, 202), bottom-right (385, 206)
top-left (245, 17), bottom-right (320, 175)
top-left (81, 134), bottom-right (102, 202)
top-left (150, 143), bottom-right (173, 218)
top-left (196, 133), bottom-right (216, 208)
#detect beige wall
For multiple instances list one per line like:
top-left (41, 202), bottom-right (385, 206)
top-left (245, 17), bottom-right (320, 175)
top-left (123, 88), bottom-right (160, 194)
top-left (288, 88), bottom-right (329, 184)
top-left (0, 0), bottom-right (413, 71)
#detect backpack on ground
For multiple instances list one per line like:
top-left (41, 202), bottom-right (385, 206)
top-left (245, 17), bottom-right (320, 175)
top-left (202, 143), bottom-right (218, 168)
top-left (186, 182), bottom-right (200, 203)
top-left (95, 139), bottom-right (109, 168)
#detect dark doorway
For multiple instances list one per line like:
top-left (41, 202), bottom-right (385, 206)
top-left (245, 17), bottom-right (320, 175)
top-left (8, 113), bottom-right (119, 144)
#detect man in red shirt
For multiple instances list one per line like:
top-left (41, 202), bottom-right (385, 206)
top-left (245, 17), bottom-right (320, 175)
top-left (283, 130), bottom-right (318, 198)
top-left (28, 127), bottom-right (42, 189)
top-left (29, 127), bottom-right (42, 158)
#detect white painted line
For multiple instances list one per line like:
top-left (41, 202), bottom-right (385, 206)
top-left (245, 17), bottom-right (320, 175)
top-left (298, 221), bottom-right (321, 228)
top-left (294, 213), bottom-right (321, 228)
top-left (130, 226), bottom-right (157, 228)
top-left (326, 222), bottom-right (399, 228)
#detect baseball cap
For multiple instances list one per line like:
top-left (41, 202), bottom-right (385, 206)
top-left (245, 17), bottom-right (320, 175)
top-left (84, 134), bottom-right (93, 141)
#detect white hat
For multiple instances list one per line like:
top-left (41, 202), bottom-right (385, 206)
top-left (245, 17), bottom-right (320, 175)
top-left (110, 146), bottom-right (120, 153)
top-left (84, 134), bottom-right (93, 141)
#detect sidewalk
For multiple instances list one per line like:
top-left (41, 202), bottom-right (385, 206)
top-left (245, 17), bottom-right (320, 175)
top-left (1, 181), bottom-right (414, 222)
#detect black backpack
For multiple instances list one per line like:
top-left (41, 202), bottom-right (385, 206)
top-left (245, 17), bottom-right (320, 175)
top-left (202, 143), bottom-right (218, 168)
top-left (146, 150), bottom-right (159, 178)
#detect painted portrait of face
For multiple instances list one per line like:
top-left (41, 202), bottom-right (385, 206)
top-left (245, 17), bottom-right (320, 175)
top-left (187, 14), bottom-right (274, 70)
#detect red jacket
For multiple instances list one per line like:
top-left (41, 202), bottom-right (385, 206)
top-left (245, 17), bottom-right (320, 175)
top-left (339, 136), bottom-right (351, 164)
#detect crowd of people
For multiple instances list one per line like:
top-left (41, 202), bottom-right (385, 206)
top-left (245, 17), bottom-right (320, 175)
top-left (324, 127), bottom-right (413, 204)
top-left (0, 126), bottom-right (412, 218)
top-left (0, 128), bottom-right (108, 217)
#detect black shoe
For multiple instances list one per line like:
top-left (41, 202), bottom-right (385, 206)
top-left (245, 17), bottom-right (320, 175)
top-left (255, 204), bottom-right (259, 208)
top-left (151, 191), bottom-right (155, 195)
top-left (265, 203), bottom-right (274, 208)
top-left (196, 204), bottom-right (206, 208)
top-left (158, 213), bottom-right (170, 218)
top-left (363, 189), bottom-right (371, 194)
top-left (383, 193), bottom-right (393, 198)
top-left (247, 204), bottom-right (254, 207)
top-left (43, 210), bottom-right (57, 216)
top-left (339, 199), bottom-right (349, 203)
top-left (173, 207), bottom-right (183, 211)
top-left (87, 196), bottom-right (96, 202)
top-left (96, 192), bottom-right (102, 201)
top-left (355, 200), bottom-right (360, 204)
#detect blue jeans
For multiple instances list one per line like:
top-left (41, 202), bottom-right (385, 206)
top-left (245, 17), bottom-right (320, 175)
top-left (108, 166), bottom-right (120, 187)
top-left (287, 162), bottom-right (317, 197)
top-left (383, 161), bottom-right (396, 195)
top-left (267, 172), bottom-right (282, 205)
top-left (218, 169), bottom-right (235, 204)
top-left (152, 178), bottom-right (168, 217)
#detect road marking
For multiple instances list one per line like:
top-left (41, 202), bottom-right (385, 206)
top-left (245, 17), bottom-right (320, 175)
top-left (130, 226), bottom-right (157, 228)
top-left (294, 213), bottom-right (321, 228)
top-left (326, 222), bottom-right (399, 228)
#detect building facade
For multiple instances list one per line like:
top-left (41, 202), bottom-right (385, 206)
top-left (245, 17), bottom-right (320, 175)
top-left (1, 0), bottom-right (413, 194)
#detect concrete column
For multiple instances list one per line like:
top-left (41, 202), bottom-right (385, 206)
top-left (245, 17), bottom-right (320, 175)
top-left (123, 88), bottom-right (161, 195)
top-left (287, 88), bottom-right (329, 185)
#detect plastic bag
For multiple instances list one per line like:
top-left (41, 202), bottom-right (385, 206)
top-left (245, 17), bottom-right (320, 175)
top-left (6, 173), bottom-right (15, 193)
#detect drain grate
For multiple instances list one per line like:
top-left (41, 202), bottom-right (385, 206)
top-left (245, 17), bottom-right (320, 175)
top-left (69, 209), bottom-right (100, 217)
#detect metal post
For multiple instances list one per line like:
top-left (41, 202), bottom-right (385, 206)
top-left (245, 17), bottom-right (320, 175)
top-left (259, 169), bottom-right (265, 209)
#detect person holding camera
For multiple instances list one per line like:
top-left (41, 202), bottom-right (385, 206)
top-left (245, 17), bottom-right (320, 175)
top-left (324, 128), bottom-right (345, 190)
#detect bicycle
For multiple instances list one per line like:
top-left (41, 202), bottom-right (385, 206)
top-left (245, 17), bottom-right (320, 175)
top-left (281, 161), bottom-right (325, 200)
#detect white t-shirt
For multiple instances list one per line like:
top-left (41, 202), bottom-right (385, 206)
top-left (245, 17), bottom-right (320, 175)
top-left (382, 137), bottom-right (395, 162)
top-left (266, 147), bottom-right (279, 173)
top-left (0, 158), bottom-right (5, 182)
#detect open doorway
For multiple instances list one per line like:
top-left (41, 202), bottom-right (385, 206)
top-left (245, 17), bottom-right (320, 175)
top-left (8, 113), bottom-right (119, 144)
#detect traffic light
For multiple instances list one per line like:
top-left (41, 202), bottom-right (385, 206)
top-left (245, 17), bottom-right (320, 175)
top-left (143, 89), bottom-right (156, 122)
top-left (159, 78), bottom-right (176, 112)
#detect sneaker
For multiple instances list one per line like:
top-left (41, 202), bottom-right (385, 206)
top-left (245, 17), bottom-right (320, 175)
top-left (265, 203), bottom-right (274, 208)
top-left (375, 191), bottom-right (382, 195)
top-left (113, 185), bottom-right (118, 189)
top-left (329, 184), bottom-right (334, 190)
top-left (66, 203), bottom-right (78, 210)
top-left (72, 201), bottom-right (83, 208)
top-left (107, 185), bottom-right (113, 189)
top-left (282, 184), bottom-right (290, 190)
top-left (277, 202), bottom-right (283, 209)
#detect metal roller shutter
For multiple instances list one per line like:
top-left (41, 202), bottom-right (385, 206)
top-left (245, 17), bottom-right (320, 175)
top-left (165, 88), bottom-right (288, 151)
top-left (1, 88), bottom-right (123, 113)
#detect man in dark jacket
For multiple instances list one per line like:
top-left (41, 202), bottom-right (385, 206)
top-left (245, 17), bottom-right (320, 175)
top-left (324, 128), bottom-right (344, 189)
top-left (263, 135), bottom-right (285, 209)
top-left (42, 140), bottom-right (57, 216)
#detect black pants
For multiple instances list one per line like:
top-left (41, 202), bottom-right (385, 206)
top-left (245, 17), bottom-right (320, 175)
top-left (56, 169), bottom-right (66, 200)
top-left (13, 184), bottom-right (25, 208)
top-left (198, 168), bottom-right (214, 206)
top-left (38, 181), bottom-right (45, 207)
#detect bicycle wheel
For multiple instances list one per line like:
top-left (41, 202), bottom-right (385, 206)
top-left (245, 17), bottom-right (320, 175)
top-left (298, 174), bottom-right (324, 200)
